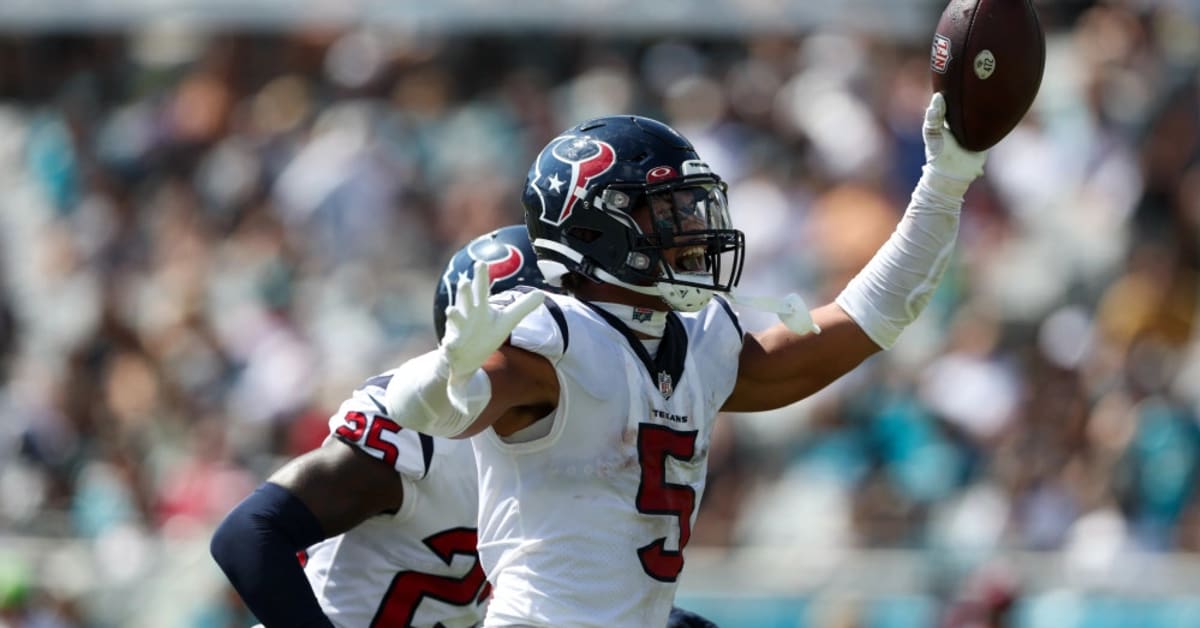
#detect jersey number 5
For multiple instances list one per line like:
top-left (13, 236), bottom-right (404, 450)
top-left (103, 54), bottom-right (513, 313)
top-left (370, 527), bottom-right (490, 627)
top-left (635, 423), bottom-right (698, 582)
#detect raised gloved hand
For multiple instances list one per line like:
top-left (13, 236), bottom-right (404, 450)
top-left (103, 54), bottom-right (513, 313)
top-left (922, 92), bottom-right (988, 197)
top-left (833, 92), bottom-right (986, 350)
top-left (442, 261), bottom-right (544, 382)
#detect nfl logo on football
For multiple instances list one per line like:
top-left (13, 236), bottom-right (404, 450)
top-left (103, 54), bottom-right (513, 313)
top-left (931, 34), bottom-right (952, 74)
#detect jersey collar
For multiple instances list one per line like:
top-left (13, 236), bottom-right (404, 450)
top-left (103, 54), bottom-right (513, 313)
top-left (582, 301), bottom-right (687, 399)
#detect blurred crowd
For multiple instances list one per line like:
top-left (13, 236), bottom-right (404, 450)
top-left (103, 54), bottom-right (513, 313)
top-left (0, 0), bottom-right (1198, 625)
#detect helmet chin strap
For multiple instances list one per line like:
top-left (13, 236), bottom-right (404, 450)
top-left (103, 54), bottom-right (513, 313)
top-left (586, 261), bottom-right (821, 332)
top-left (536, 236), bottom-right (722, 312)
top-left (656, 275), bottom-right (715, 312)
top-left (592, 267), bottom-right (667, 298)
top-left (728, 292), bottom-right (822, 336)
top-left (592, 268), bottom-right (713, 312)
top-left (579, 263), bottom-right (820, 332)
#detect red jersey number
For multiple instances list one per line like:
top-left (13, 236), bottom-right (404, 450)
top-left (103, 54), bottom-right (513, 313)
top-left (334, 411), bottom-right (368, 441)
top-left (635, 424), bottom-right (698, 583)
top-left (370, 527), bottom-right (490, 627)
top-left (335, 412), bottom-right (402, 467)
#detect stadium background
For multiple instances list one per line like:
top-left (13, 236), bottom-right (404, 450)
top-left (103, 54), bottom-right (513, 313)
top-left (1, 0), bottom-right (1198, 625)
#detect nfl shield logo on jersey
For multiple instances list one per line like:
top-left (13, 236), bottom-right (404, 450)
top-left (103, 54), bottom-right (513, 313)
top-left (657, 371), bottom-right (673, 399)
top-left (633, 307), bottom-right (654, 323)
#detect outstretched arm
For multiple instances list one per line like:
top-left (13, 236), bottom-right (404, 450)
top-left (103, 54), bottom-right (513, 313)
top-left (210, 439), bottom-right (404, 627)
top-left (725, 93), bottom-right (988, 412)
top-left (383, 261), bottom-right (557, 438)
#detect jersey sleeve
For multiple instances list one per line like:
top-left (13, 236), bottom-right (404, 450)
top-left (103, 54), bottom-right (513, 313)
top-left (326, 371), bottom-right (433, 480)
top-left (705, 295), bottom-right (746, 354)
top-left (495, 289), bottom-right (568, 363)
top-left (683, 296), bottom-right (746, 408)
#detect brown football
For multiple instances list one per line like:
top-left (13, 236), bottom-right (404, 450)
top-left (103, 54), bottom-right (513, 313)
top-left (930, 0), bottom-right (1046, 151)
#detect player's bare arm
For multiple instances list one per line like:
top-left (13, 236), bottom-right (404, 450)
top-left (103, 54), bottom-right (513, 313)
top-left (266, 438), bottom-right (404, 536)
top-left (723, 303), bottom-right (880, 412)
top-left (211, 420), bottom-right (413, 628)
top-left (212, 454), bottom-right (354, 628)
top-left (461, 342), bottom-right (559, 437)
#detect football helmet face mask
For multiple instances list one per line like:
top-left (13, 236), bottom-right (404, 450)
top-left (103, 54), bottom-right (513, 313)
top-left (522, 115), bottom-right (745, 312)
top-left (434, 224), bottom-right (549, 340)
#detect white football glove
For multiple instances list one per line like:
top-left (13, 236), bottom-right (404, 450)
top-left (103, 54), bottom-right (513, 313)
top-left (922, 93), bottom-right (988, 196)
top-left (441, 260), bottom-right (545, 382)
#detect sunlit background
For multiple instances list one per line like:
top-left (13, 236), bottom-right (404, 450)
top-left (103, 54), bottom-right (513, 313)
top-left (1, 0), bottom-right (1198, 626)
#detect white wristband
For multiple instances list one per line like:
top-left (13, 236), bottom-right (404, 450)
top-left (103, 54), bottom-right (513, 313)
top-left (835, 164), bottom-right (965, 349)
top-left (383, 349), bottom-right (492, 438)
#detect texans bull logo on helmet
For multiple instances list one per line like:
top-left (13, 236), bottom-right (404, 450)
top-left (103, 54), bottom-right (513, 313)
top-left (527, 135), bottom-right (616, 226)
top-left (440, 239), bottom-right (525, 297)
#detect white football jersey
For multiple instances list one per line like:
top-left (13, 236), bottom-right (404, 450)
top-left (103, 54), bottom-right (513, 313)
top-left (303, 374), bottom-right (489, 628)
top-left (474, 292), bottom-right (744, 628)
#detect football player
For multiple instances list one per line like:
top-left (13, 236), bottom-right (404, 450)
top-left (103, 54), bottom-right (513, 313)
top-left (209, 226), bottom-right (539, 628)
top-left (381, 93), bottom-right (988, 627)
top-left (210, 225), bottom-right (718, 628)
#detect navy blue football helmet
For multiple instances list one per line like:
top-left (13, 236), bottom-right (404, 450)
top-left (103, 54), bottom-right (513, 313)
top-left (522, 115), bottom-right (745, 312)
top-left (434, 225), bottom-right (548, 340)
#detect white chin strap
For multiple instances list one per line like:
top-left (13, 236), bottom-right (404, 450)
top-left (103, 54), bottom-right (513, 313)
top-left (533, 238), bottom-right (716, 313)
top-left (657, 275), bottom-right (716, 312)
top-left (728, 292), bottom-right (822, 336)
top-left (593, 268), bottom-right (713, 312)
top-left (591, 266), bottom-right (821, 331)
